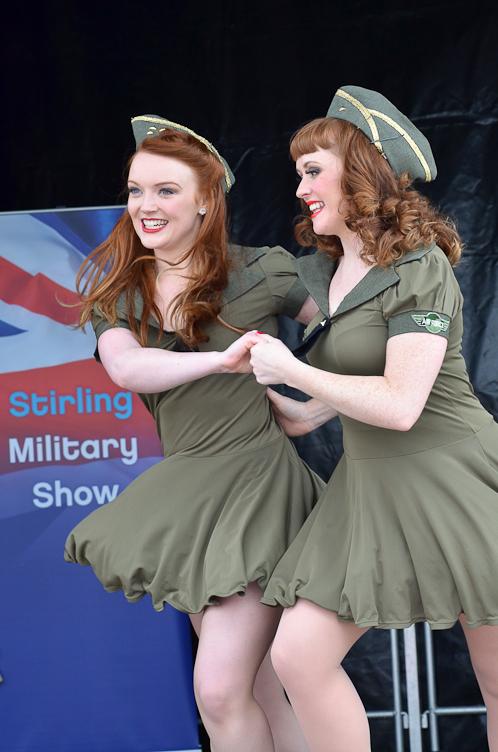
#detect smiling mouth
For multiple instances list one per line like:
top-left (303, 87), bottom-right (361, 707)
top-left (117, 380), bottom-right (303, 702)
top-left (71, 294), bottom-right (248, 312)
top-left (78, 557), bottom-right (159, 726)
top-left (307, 201), bottom-right (325, 219)
top-left (142, 218), bottom-right (168, 233)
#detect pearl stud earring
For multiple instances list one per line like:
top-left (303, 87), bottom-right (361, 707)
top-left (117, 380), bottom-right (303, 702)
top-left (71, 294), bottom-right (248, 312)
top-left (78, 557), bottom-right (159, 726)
top-left (199, 208), bottom-right (207, 215)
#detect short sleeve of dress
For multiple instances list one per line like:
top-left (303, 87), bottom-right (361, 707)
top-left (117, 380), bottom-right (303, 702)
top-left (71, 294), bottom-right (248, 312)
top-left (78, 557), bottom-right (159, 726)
top-left (91, 299), bottom-right (133, 363)
top-left (91, 303), bottom-right (133, 339)
top-left (256, 246), bottom-right (309, 318)
top-left (382, 247), bottom-right (463, 340)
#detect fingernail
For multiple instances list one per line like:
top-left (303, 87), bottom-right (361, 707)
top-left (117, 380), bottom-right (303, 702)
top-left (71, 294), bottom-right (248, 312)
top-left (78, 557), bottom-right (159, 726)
top-left (257, 331), bottom-right (263, 334)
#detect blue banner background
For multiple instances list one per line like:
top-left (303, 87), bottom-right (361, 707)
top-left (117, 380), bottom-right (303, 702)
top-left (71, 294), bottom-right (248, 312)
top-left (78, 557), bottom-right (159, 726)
top-left (0, 208), bottom-right (199, 752)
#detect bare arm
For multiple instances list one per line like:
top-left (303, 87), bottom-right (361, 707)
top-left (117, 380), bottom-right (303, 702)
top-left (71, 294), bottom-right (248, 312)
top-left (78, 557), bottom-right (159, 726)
top-left (266, 388), bottom-right (337, 436)
top-left (250, 332), bottom-right (447, 431)
top-left (97, 327), bottom-right (261, 393)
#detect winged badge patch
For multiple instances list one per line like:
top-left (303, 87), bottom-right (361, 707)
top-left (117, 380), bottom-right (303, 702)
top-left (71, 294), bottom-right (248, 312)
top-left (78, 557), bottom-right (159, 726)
top-left (411, 312), bottom-right (449, 334)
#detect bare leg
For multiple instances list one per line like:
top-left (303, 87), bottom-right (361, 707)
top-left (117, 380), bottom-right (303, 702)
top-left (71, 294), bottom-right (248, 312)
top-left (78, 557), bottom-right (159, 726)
top-left (190, 582), bottom-right (281, 752)
top-left (271, 599), bottom-right (371, 752)
top-left (460, 615), bottom-right (498, 752)
top-left (190, 594), bottom-right (310, 752)
top-left (254, 648), bottom-right (311, 752)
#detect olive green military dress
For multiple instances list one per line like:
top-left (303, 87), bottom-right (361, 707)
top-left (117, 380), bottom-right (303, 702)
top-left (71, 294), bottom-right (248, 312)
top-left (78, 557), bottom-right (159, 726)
top-left (65, 245), bottom-right (324, 614)
top-left (262, 245), bottom-right (498, 630)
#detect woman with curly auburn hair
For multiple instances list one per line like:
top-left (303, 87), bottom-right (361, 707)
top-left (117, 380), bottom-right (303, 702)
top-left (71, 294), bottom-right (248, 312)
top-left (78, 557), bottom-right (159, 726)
top-left (290, 116), bottom-right (461, 268)
top-left (65, 117), bottom-right (324, 752)
top-left (242, 87), bottom-right (498, 752)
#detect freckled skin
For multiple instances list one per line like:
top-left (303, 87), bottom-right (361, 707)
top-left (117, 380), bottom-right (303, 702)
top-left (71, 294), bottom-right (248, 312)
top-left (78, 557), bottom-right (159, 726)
top-left (248, 332), bottom-right (447, 432)
top-left (242, 146), bottom-right (449, 434)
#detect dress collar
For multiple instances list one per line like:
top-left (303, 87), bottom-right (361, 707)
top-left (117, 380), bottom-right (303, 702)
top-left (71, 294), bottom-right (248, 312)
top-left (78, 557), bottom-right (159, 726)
top-left (296, 244), bottom-right (435, 320)
top-left (221, 245), bottom-right (266, 305)
top-left (114, 244), bottom-right (267, 328)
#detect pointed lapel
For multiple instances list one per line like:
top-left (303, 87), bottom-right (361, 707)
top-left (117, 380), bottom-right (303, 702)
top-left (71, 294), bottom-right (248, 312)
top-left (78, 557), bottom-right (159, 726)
top-left (115, 289), bottom-right (160, 328)
top-left (295, 252), bottom-right (336, 316)
top-left (221, 245), bottom-right (267, 305)
top-left (296, 245), bottom-right (435, 319)
top-left (114, 245), bottom-right (268, 324)
top-left (331, 265), bottom-right (399, 318)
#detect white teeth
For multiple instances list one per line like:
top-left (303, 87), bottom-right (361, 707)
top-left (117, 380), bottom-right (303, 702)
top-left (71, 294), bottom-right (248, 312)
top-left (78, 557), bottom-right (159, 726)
top-left (309, 202), bottom-right (324, 213)
top-left (142, 219), bottom-right (168, 228)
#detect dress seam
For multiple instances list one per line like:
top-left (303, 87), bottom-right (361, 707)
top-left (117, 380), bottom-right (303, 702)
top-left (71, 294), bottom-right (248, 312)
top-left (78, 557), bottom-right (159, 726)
top-left (171, 433), bottom-right (285, 459)
top-left (343, 417), bottom-right (495, 460)
top-left (474, 420), bottom-right (497, 468)
top-left (438, 380), bottom-right (490, 434)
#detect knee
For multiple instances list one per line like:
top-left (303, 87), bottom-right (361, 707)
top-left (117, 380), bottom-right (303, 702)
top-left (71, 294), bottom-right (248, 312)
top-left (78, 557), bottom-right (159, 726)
top-left (194, 674), bottom-right (241, 725)
top-left (271, 606), bottom-right (352, 697)
top-left (270, 628), bottom-right (309, 695)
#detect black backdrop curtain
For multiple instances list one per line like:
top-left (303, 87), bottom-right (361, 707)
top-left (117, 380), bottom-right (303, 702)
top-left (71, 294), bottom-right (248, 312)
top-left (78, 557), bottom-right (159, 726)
top-left (1, 1), bottom-right (497, 749)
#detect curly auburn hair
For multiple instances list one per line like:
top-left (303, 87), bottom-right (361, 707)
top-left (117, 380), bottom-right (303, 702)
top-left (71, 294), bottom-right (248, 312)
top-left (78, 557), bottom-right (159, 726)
top-left (290, 118), bottom-right (462, 267)
top-left (75, 128), bottom-right (231, 347)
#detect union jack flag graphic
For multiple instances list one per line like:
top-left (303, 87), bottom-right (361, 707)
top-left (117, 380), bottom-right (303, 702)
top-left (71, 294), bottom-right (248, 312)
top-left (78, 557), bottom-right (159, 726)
top-left (0, 207), bottom-right (198, 752)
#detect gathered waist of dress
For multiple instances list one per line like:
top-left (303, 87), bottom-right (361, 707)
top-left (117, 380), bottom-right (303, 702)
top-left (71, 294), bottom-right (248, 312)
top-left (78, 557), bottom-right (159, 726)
top-left (165, 430), bottom-right (288, 459)
top-left (341, 411), bottom-right (493, 460)
top-left (142, 374), bottom-right (284, 457)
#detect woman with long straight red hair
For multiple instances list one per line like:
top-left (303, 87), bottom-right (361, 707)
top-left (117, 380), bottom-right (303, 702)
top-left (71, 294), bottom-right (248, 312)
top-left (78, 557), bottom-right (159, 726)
top-left (65, 116), bottom-right (324, 752)
top-left (244, 87), bottom-right (498, 752)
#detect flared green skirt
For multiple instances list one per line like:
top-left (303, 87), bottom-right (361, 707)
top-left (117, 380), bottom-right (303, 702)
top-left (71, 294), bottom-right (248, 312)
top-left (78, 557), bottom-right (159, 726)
top-left (263, 420), bottom-right (498, 630)
top-left (65, 435), bottom-right (323, 613)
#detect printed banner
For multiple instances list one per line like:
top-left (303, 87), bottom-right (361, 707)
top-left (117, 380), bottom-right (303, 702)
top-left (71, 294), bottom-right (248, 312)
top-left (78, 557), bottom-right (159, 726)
top-left (0, 209), bottom-right (199, 752)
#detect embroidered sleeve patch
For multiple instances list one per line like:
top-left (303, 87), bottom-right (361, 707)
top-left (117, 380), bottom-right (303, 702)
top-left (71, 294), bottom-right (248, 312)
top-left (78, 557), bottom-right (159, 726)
top-left (411, 312), bottom-right (449, 334)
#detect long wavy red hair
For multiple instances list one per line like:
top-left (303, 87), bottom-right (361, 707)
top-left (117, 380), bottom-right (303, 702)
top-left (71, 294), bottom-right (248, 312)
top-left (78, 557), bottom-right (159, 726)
top-left (291, 118), bottom-right (462, 267)
top-left (76, 128), bottom-right (230, 346)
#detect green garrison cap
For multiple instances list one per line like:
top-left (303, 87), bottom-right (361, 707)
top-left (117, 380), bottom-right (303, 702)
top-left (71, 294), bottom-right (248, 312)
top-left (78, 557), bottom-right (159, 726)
top-left (131, 114), bottom-right (235, 193)
top-left (327, 86), bottom-right (436, 183)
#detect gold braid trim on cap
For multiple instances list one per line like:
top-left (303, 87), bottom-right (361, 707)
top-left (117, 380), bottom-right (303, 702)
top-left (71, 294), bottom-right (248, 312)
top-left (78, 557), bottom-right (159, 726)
top-left (368, 109), bottom-right (432, 182)
top-left (131, 115), bottom-right (232, 191)
top-left (335, 89), bottom-right (383, 156)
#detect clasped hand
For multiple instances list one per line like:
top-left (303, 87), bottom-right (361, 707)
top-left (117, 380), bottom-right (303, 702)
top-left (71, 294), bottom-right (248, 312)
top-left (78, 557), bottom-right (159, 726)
top-left (221, 332), bottom-right (317, 436)
top-left (220, 331), bottom-right (296, 385)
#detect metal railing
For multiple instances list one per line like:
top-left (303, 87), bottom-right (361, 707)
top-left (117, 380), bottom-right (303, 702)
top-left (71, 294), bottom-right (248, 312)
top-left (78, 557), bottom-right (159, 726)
top-left (366, 629), bottom-right (406, 751)
top-left (422, 622), bottom-right (486, 752)
top-left (364, 624), bottom-right (486, 751)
